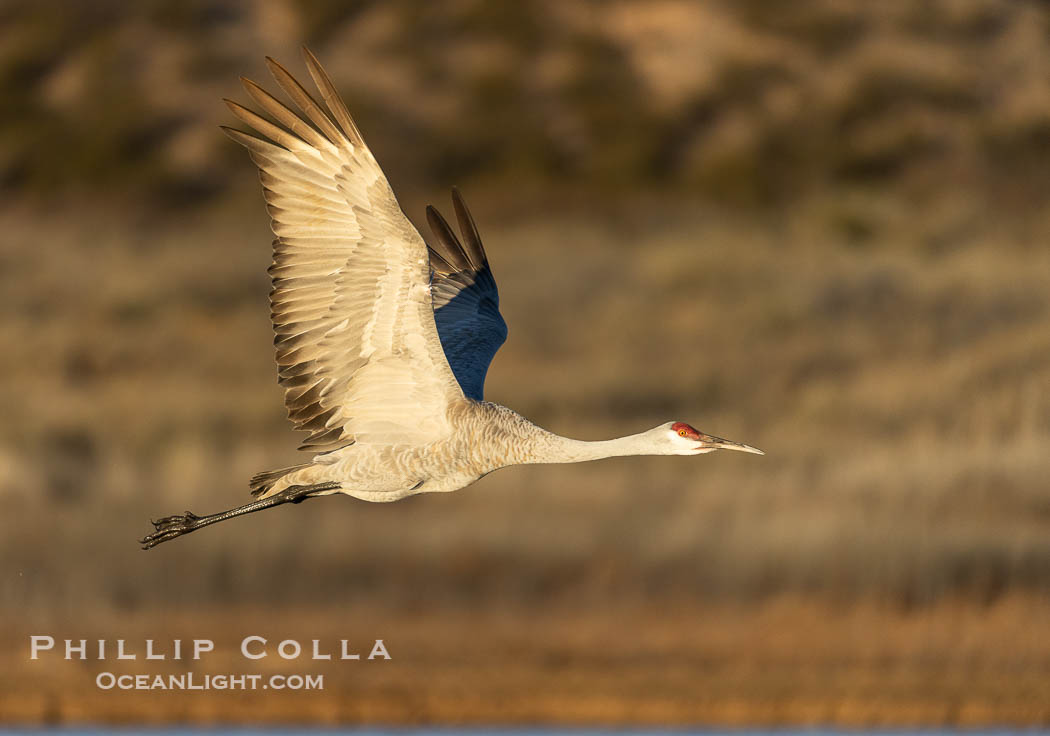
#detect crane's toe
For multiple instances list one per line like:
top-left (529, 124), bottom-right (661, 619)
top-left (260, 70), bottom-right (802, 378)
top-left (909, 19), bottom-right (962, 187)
top-left (141, 511), bottom-right (204, 550)
top-left (150, 511), bottom-right (200, 530)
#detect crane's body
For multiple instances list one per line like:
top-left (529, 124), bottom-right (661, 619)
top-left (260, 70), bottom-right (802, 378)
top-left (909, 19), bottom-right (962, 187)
top-left (141, 49), bottom-right (762, 549)
top-left (259, 402), bottom-right (536, 503)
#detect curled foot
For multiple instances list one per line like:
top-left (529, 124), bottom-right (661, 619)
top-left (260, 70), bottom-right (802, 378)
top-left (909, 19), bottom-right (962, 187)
top-left (140, 511), bottom-right (203, 550)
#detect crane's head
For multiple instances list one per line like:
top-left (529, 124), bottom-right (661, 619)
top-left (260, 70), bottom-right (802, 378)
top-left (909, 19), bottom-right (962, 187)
top-left (665, 422), bottom-right (764, 456)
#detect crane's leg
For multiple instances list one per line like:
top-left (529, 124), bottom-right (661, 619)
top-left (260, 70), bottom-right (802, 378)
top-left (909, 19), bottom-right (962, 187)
top-left (139, 481), bottom-right (341, 550)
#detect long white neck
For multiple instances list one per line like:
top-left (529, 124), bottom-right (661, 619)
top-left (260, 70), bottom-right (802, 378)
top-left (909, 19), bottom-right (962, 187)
top-left (522, 429), bottom-right (659, 465)
top-left (474, 403), bottom-right (670, 468)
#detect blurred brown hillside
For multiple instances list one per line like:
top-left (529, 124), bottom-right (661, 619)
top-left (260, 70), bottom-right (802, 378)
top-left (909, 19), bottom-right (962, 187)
top-left (4, 0), bottom-right (1050, 208)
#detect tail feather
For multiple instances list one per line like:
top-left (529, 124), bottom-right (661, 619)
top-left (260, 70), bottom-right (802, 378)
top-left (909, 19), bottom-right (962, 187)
top-left (248, 463), bottom-right (310, 497)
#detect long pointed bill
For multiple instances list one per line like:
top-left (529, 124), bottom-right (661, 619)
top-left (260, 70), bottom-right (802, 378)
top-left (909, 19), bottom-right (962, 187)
top-left (697, 433), bottom-right (765, 455)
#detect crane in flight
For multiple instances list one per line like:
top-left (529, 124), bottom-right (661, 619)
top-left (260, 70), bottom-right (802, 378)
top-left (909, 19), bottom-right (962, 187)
top-left (140, 49), bottom-right (763, 550)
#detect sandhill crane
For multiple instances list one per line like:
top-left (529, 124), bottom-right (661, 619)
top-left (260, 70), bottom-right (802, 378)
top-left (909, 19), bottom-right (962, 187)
top-left (140, 49), bottom-right (763, 550)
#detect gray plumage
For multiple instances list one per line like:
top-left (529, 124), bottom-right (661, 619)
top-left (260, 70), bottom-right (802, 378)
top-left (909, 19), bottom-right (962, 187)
top-left (139, 48), bottom-right (762, 549)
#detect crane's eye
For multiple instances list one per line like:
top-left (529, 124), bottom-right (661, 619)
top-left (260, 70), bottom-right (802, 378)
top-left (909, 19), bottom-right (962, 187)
top-left (678, 429), bottom-right (687, 437)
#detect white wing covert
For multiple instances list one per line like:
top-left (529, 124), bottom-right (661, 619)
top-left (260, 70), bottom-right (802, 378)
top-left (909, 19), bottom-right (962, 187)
top-left (425, 189), bottom-right (508, 401)
top-left (223, 49), bottom-right (464, 451)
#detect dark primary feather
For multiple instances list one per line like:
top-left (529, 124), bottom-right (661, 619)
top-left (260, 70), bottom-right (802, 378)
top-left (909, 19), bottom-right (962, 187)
top-left (426, 206), bottom-right (471, 272)
top-left (426, 189), bottom-right (508, 401)
top-left (301, 46), bottom-right (365, 148)
top-left (451, 187), bottom-right (486, 269)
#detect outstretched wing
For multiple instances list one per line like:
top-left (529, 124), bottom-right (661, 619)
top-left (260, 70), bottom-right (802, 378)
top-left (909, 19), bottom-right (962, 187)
top-left (223, 49), bottom-right (464, 451)
top-left (425, 188), bottom-right (508, 401)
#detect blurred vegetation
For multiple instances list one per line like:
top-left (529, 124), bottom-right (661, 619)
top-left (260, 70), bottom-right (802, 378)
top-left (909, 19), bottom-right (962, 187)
top-left (4, 0), bottom-right (1050, 208)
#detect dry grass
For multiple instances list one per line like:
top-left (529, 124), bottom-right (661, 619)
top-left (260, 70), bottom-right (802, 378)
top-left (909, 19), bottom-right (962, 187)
top-left (4, 596), bottom-right (1050, 726)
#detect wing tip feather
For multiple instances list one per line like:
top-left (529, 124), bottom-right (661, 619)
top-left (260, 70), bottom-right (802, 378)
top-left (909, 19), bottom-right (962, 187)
top-left (426, 205), bottom-right (471, 273)
top-left (450, 187), bottom-right (487, 270)
top-left (299, 46), bottom-right (365, 148)
top-left (426, 189), bottom-right (491, 274)
top-left (220, 125), bottom-right (255, 146)
top-left (264, 54), bottom-right (347, 148)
